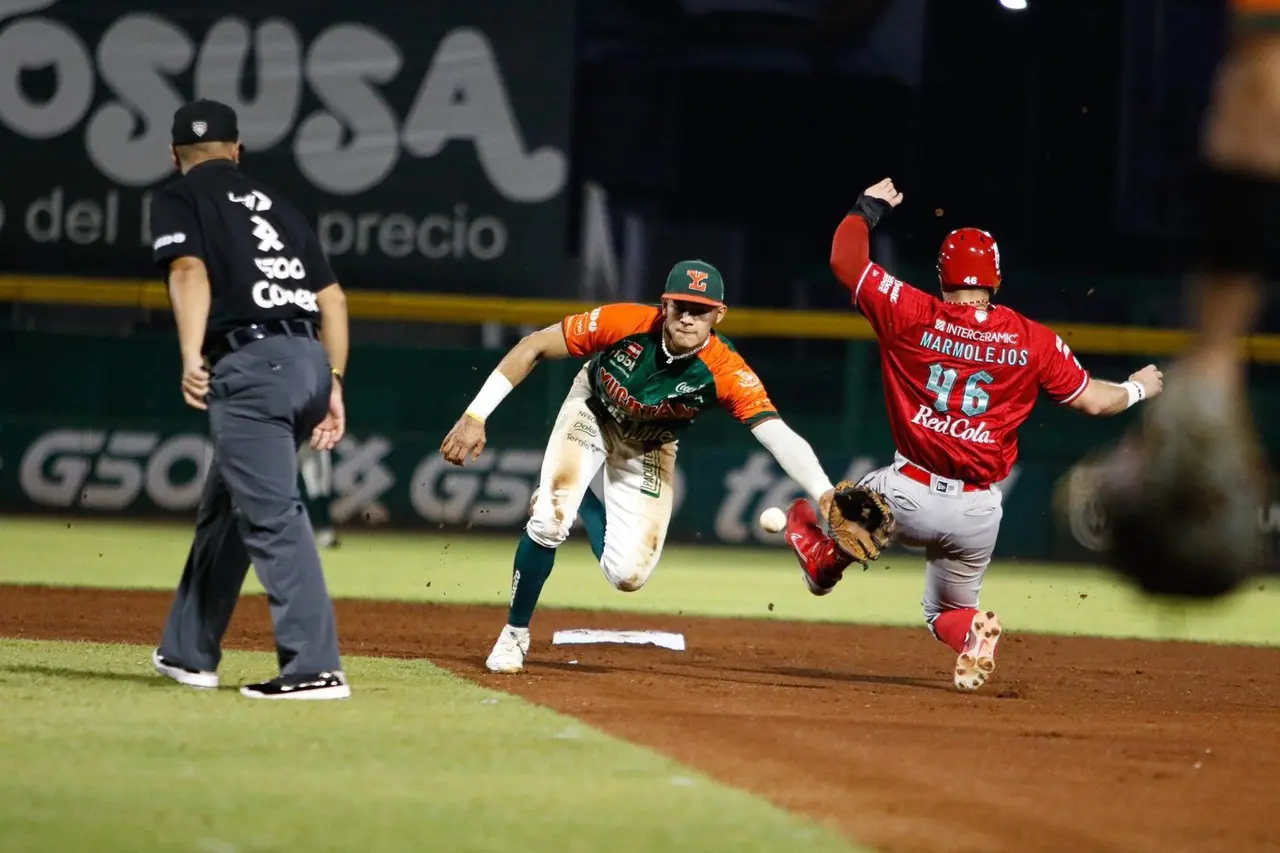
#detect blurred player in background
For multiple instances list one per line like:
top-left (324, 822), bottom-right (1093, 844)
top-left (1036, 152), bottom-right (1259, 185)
top-left (1066, 0), bottom-right (1278, 597)
top-left (786, 179), bottom-right (1163, 690)
top-left (299, 445), bottom-right (338, 549)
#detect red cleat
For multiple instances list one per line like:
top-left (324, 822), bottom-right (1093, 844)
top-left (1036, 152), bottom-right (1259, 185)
top-left (785, 498), bottom-right (853, 596)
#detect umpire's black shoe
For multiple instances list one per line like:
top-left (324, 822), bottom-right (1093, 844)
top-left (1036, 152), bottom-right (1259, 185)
top-left (240, 671), bottom-right (350, 700)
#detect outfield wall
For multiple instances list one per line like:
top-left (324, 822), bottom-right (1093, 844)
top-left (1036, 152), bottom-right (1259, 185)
top-left (7, 328), bottom-right (1280, 563)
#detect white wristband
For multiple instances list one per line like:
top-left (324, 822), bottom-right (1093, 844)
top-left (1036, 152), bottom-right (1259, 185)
top-left (1121, 380), bottom-right (1144, 409)
top-left (465, 371), bottom-right (514, 423)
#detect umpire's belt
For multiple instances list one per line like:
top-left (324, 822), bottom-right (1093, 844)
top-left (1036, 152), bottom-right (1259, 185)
top-left (207, 318), bottom-right (317, 366)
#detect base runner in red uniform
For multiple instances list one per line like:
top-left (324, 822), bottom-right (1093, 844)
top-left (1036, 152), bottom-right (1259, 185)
top-left (787, 178), bottom-right (1165, 691)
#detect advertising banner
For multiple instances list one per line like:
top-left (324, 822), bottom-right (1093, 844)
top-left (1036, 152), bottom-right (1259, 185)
top-left (0, 0), bottom-right (573, 295)
top-left (4, 420), bottom-right (1087, 562)
top-left (13, 416), bottom-right (1280, 567)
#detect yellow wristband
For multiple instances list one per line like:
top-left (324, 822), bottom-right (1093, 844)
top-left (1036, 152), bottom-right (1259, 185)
top-left (331, 368), bottom-right (344, 387)
top-left (464, 410), bottom-right (485, 425)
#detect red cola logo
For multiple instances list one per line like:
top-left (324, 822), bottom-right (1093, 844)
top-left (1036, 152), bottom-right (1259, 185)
top-left (909, 405), bottom-right (994, 444)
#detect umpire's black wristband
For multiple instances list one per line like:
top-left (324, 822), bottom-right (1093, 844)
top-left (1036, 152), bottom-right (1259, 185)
top-left (851, 193), bottom-right (892, 230)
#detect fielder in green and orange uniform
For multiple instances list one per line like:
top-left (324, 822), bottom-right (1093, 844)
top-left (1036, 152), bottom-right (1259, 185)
top-left (440, 260), bottom-right (860, 672)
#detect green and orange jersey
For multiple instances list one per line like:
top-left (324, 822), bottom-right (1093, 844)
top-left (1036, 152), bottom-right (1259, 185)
top-left (560, 303), bottom-right (778, 443)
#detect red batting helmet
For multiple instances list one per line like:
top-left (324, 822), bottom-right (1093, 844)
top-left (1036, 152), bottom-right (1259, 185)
top-left (937, 228), bottom-right (1002, 293)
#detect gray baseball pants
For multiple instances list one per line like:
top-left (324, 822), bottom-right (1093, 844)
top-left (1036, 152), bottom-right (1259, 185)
top-left (158, 333), bottom-right (342, 676)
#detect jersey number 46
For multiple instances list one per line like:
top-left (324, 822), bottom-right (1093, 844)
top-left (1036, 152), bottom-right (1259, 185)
top-left (925, 363), bottom-right (993, 417)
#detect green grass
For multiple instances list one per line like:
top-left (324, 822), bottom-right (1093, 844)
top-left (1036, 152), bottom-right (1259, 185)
top-left (0, 639), bottom-right (863, 853)
top-left (1, 516), bottom-right (1278, 853)
top-left (2, 516), bottom-right (1278, 645)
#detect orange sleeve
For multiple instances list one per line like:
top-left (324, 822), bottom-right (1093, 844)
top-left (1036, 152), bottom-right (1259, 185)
top-left (561, 304), bottom-right (661, 358)
top-left (1234, 0), bottom-right (1280, 12)
top-left (703, 341), bottom-right (779, 427)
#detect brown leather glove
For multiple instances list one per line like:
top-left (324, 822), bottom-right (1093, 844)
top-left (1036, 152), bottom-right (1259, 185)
top-left (826, 481), bottom-right (895, 565)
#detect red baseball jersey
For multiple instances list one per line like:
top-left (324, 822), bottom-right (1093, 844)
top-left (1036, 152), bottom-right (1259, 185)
top-left (831, 215), bottom-right (1089, 487)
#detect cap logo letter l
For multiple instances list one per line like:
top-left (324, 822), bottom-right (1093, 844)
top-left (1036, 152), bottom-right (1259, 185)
top-left (686, 270), bottom-right (708, 291)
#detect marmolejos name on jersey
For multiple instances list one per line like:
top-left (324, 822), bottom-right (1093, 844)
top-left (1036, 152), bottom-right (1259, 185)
top-left (918, 330), bottom-right (1030, 367)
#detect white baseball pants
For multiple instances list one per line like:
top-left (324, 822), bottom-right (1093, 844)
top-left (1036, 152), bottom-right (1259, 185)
top-left (526, 367), bottom-right (678, 592)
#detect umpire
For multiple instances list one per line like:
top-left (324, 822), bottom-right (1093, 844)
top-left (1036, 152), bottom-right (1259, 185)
top-left (149, 98), bottom-right (351, 700)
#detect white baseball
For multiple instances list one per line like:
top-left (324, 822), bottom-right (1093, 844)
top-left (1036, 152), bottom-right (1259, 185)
top-left (758, 506), bottom-right (787, 534)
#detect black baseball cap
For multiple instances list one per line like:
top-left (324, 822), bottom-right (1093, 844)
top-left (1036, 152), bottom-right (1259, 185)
top-left (171, 99), bottom-right (239, 146)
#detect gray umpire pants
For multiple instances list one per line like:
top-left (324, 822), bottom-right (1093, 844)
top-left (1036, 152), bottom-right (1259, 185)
top-left (158, 333), bottom-right (342, 676)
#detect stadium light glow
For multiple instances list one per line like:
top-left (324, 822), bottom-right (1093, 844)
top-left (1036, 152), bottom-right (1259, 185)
top-left (1000, 0), bottom-right (1028, 9)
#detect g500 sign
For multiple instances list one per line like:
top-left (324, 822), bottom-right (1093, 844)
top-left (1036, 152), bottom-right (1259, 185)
top-left (18, 429), bottom-right (211, 511)
top-left (410, 451), bottom-right (688, 528)
top-left (0, 0), bottom-right (573, 292)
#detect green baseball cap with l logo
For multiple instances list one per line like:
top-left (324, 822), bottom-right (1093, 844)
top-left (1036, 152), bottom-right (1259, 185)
top-left (662, 259), bottom-right (725, 307)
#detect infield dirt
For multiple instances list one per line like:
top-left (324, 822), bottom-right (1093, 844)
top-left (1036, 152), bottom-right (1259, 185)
top-left (3, 583), bottom-right (1278, 853)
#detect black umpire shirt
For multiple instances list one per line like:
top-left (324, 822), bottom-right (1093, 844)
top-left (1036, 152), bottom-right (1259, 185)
top-left (150, 159), bottom-right (336, 354)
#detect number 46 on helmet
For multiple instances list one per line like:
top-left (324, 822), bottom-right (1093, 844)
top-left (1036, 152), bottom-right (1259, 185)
top-left (937, 228), bottom-right (1002, 293)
